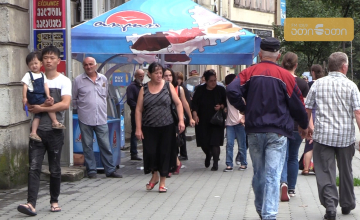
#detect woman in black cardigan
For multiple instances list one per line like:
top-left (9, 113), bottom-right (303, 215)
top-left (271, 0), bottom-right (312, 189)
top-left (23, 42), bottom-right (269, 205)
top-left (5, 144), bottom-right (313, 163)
top-left (192, 70), bottom-right (226, 171)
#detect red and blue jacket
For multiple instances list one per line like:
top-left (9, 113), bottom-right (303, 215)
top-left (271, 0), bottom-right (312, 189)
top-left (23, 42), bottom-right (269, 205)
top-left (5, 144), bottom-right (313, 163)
top-left (226, 61), bottom-right (308, 138)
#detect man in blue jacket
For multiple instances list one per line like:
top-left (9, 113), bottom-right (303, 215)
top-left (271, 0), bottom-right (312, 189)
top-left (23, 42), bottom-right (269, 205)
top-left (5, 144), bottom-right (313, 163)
top-left (227, 38), bottom-right (308, 220)
top-left (126, 69), bottom-right (144, 161)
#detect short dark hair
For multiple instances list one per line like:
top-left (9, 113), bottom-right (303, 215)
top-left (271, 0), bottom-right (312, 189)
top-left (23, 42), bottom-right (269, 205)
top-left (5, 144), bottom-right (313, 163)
top-left (225, 74), bottom-right (236, 86)
top-left (41, 46), bottom-right (61, 58)
top-left (281, 52), bottom-right (298, 71)
top-left (163, 68), bottom-right (178, 87)
top-left (311, 64), bottom-right (324, 80)
top-left (26, 51), bottom-right (42, 65)
top-left (148, 62), bottom-right (163, 74)
top-left (203, 69), bottom-right (216, 81)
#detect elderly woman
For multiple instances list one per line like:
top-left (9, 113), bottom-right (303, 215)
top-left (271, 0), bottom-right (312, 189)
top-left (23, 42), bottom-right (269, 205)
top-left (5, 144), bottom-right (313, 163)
top-left (192, 70), bottom-right (226, 171)
top-left (135, 62), bottom-right (185, 193)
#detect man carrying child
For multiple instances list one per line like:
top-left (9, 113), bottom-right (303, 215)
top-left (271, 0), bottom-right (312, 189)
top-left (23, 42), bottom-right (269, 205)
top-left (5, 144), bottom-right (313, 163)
top-left (17, 46), bottom-right (71, 216)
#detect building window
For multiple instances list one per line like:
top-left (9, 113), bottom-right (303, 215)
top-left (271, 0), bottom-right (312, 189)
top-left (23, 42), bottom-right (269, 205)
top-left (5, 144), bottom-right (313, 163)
top-left (234, 0), bottom-right (240, 7)
top-left (83, 0), bottom-right (93, 20)
top-left (234, 0), bottom-right (274, 13)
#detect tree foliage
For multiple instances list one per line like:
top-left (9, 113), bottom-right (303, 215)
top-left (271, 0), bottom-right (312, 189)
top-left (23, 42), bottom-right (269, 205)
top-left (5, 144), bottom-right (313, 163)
top-left (274, 0), bottom-right (359, 79)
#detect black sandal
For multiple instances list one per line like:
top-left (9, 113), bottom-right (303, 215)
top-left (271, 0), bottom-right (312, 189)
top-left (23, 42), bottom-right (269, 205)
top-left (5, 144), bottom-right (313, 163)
top-left (17, 204), bottom-right (37, 216)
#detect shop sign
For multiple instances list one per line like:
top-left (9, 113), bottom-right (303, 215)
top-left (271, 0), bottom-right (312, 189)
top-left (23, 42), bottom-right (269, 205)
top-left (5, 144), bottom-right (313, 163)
top-left (34, 29), bottom-right (66, 60)
top-left (33, 0), bottom-right (66, 29)
top-left (112, 73), bottom-right (132, 86)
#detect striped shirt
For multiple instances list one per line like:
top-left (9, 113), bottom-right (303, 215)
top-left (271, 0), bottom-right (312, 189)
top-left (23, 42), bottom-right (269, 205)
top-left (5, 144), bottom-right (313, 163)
top-left (305, 72), bottom-right (360, 147)
top-left (142, 81), bottom-right (174, 127)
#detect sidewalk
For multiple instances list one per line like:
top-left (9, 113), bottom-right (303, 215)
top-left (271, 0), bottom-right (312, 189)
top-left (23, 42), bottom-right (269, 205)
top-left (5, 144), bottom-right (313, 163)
top-left (1, 132), bottom-right (360, 219)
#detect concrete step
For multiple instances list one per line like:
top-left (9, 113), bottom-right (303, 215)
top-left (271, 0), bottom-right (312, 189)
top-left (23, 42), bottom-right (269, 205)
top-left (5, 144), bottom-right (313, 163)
top-left (40, 165), bottom-right (85, 182)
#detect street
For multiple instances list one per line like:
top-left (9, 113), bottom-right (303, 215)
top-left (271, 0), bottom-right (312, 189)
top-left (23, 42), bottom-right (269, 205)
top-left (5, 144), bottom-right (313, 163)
top-left (2, 130), bottom-right (360, 220)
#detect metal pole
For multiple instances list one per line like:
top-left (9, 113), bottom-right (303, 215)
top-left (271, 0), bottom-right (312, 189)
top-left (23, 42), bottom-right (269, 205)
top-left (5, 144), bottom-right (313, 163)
top-left (66, 0), bottom-right (73, 166)
top-left (351, 40), bottom-right (353, 81)
top-left (160, 54), bottom-right (165, 67)
top-left (29, 0), bottom-right (34, 51)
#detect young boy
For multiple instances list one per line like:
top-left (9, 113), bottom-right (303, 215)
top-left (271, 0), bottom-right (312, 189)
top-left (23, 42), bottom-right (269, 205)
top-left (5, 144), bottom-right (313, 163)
top-left (21, 51), bottom-right (65, 142)
top-left (223, 74), bottom-right (248, 172)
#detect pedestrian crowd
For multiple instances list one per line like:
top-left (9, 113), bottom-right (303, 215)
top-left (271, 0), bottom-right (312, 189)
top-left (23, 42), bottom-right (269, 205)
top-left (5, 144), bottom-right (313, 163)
top-left (16, 37), bottom-right (360, 220)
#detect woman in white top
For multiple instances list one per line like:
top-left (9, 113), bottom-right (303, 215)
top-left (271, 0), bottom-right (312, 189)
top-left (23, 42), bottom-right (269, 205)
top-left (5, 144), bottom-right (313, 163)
top-left (223, 74), bottom-right (248, 172)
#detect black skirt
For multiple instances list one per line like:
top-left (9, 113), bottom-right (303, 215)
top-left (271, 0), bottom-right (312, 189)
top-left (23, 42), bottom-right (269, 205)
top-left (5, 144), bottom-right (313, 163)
top-left (142, 124), bottom-right (177, 177)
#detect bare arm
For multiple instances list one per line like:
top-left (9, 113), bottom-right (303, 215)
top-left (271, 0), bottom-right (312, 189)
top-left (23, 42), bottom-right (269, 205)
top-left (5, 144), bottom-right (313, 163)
top-left (22, 84), bottom-right (28, 106)
top-left (28, 95), bottom-right (71, 113)
top-left (355, 110), bottom-right (360, 132)
top-left (305, 108), bottom-right (313, 140)
top-left (169, 83), bottom-right (185, 133)
top-left (135, 87), bottom-right (144, 140)
top-left (44, 82), bottom-right (51, 98)
top-left (355, 110), bottom-right (360, 151)
top-left (179, 87), bottom-right (195, 127)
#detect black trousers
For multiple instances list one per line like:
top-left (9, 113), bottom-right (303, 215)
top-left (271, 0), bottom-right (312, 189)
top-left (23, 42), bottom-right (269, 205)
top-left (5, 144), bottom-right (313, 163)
top-left (28, 129), bottom-right (64, 208)
top-left (313, 141), bottom-right (356, 212)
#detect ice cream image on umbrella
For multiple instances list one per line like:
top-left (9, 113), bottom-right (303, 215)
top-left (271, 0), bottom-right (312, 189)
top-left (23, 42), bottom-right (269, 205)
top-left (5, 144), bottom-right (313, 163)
top-left (125, 5), bottom-right (246, 64)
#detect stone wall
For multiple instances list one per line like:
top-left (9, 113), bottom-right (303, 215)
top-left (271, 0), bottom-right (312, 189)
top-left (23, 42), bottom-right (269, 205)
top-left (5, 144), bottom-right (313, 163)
top-left (0, 1), bottom-right (30, 189)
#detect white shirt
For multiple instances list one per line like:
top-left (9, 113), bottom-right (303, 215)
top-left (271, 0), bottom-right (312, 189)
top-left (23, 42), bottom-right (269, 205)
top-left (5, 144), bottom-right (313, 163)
top-left (305, 72), bottom-right (360, 147)
top-left (226, 98), bottom-right (244, 126)
top-left (21, 72), bottom-right (48, 92)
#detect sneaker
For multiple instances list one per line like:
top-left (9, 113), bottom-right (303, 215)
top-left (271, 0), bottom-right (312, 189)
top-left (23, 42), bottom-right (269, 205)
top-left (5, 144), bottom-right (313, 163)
top-left (280, 183), bottom-right (290, 202)
top-left (88, 173), bottom-right (97, 179)
top-left (288, 189), bottom-right (296, 197)
top-left (106, 171), bottom-right (123, 178)
top-left (223, 167), bottom-right (233, 172)
top-left (238, 165), bottom-right (247, 171)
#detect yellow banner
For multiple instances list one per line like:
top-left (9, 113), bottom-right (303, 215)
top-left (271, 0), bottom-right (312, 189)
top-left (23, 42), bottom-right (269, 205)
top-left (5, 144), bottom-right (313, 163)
top-left (284, 18), bottom-right (354, 41)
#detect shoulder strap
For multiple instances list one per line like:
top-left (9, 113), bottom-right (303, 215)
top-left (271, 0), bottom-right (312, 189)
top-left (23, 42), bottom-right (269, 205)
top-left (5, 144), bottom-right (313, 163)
top-left (143, 83), bottom-right (148, 96)
top-left (166, 82), bottom-right (174, 103)
top-left (28, 71), bottom-right (35, 83)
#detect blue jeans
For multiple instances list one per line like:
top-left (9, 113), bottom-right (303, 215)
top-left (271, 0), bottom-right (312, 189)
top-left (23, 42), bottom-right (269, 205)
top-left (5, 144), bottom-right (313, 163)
top-left (79, 121), bottom-right (116, 176)
top-left (280, 131), bottom-right (303, 190)
top-left (248, 133), bottom-right (287, 220)
top-left (225, 124), bottom-right (247, 167)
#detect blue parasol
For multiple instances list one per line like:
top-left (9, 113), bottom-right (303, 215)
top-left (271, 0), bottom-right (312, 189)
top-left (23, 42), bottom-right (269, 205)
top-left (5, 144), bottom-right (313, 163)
top-left (71, 0), bottom-right (261, 65)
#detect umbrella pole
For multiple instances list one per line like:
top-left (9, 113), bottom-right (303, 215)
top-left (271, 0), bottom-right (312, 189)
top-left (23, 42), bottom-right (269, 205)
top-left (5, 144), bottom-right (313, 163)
top-left (160, 54), bottom-right (165, 67)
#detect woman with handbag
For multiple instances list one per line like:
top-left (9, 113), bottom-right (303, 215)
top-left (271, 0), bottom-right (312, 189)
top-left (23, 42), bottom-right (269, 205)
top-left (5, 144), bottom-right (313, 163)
top-left (135, 62), bottom-right (185, 193)
top-left (163, 68), bottom-right (195, 175)
top-left (175, 71), bottom-right (192, 161)
top-left (192, 69), bottom-right (226, 171)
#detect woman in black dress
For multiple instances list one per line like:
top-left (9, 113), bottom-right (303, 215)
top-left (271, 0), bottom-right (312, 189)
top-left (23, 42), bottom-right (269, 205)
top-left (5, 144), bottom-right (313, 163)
top-left (192, 70), bottom-right (226, 171)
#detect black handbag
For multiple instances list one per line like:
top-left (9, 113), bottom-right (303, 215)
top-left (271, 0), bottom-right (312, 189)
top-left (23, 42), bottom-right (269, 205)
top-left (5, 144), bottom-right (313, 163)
top-left (210, 109), bottom-right (225, 126)
top-left (176, 131), bottom-right (185, 147)
top-left (166, 82), bottom-right (179, 124)
top-left (178, 87), bottom-right (190, 127)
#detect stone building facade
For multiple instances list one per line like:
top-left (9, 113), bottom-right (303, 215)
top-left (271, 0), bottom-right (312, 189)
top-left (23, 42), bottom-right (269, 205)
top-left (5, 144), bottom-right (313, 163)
top-left (0, 0), bottom-right (32, 189)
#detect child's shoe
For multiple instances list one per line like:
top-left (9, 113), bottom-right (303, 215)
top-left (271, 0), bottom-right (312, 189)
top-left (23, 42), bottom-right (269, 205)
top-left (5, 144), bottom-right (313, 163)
top-left (52, 123), bottom-right (66, 129)
top-left (29, 133), bottom-right (42, 142)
